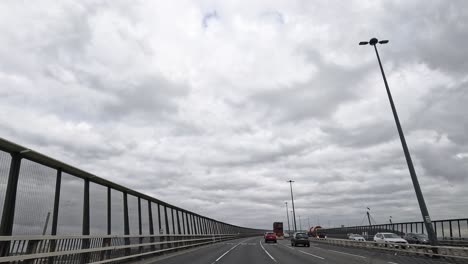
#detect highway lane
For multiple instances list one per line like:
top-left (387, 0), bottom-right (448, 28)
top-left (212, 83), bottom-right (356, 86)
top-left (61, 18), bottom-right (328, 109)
top-left (144, 237), bottom-right (254, 264)
top-left (145, 236), bottom-right (460, 264)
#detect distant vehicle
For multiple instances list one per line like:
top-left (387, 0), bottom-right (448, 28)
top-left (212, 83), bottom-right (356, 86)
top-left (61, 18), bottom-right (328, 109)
top-left (264, 232), bottom-right (277, 243)
top-left (348, 234), bottom-right (366, 241)
top-left (374, 232), bottom-right (408, 247)
top-left (308, 226), bottom-right (326, 238)
top-left (273, 222), bottom-right (284, 238)
top-left (291, 232), bottom-right (310, 247)
top-left (403, 233), bottom-right (429, 244)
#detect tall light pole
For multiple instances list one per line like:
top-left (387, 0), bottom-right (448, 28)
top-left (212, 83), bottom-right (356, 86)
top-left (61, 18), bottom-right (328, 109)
top-left (359, 38), bottom-right (438, 246)
top-left (299, 216), bottom-right (302, 231)
top-left (285, 202), bottom-right (291, 236)
top-left (287, 180), bottom-right (297, 232)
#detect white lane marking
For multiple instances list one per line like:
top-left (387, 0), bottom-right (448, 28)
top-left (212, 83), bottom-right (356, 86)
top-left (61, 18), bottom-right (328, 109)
top-left (259, 240), bottom-right (278, 263)
top-left (279, 242), bottom-right (295, 250)
top-left (326, 249), bottom-right (367, 259)
top-left (298, 250), bottom-right (325, 260)
top-left (213, 239), bottom-right (247, 262)
top-left (388, 262), bottom-right (399, 264)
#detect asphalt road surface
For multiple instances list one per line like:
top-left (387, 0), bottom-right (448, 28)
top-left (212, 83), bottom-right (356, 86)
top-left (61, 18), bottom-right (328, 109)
top-left (143, 236), bottom-right (461, 264)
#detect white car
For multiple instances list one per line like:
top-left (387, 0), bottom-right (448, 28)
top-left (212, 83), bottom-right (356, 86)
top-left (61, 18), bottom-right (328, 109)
top-left (374, 233), bottom-right (408, 247)
top-left (348, 234), bottom-right (366, 241)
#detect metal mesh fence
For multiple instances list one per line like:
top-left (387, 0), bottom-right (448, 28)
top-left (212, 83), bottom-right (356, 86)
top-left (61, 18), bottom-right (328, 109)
top-left (12, 159), bottom-right (55, 235)
top-left (0, 150), bottom-right (11, 222)
top-left (90, 182), bottom-right (107, 234)
top-left (111, 189), bottom-right (124, 235)
top-left (0, 139), bottom-right (265, 263)
top-left (57, 172), bottom-right (83, 235)
top-left (151, 202), bottom-right (161, 234)
top-left (127, 195), bottom-right (139, 235)
top-left (140, 199), bottom-right (149, 235)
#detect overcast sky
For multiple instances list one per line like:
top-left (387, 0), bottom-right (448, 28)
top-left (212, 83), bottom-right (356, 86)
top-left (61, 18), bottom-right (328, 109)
top-left (0, 0), bottom-right (467, 230)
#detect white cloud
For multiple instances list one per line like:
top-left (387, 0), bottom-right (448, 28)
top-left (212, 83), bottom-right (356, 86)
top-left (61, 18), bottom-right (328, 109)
top-left (0, 0), bottom-right (467, 231)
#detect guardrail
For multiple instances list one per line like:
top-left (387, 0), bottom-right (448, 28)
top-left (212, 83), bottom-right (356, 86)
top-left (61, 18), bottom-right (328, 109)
top-left (311, 238), bottom-right (468, 261)
top-left (0, 137), bottom-right (266, 263)
top-left (322, 218), bottom-right (468, 242)
top-left (0, 233), bottom-right (248, 263)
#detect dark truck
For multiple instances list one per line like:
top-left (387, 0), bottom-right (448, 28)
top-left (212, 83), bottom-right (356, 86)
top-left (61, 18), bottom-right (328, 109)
top-left (273, 222), bottom-right (284, 239)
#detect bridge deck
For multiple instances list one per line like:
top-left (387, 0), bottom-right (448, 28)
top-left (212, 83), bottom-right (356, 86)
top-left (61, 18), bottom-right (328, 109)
top-left (138, 236), bottom-right (464, 264)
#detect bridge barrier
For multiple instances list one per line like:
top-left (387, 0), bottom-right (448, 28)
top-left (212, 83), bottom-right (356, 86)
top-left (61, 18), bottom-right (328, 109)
top-left (311, 238), bottom-right (468, 261)
top-left (0, 233), bottom-right (248, 263)
top-left (0, 137), bottom-right (265, 263)
top-left (321, 218), bottom-right (468, 242)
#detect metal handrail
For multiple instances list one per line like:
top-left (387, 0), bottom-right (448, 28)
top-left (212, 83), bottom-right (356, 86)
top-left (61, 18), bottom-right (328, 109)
top-left (311, 238), bottom-right (468, 259)
top-left (0, 233), bottom-right (241, 241)
top-left (0, 234), bottom-right (238, 262)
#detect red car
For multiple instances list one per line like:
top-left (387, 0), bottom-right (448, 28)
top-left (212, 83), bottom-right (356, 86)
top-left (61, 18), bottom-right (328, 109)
top-left (264, 232), bottom-right (277, 243)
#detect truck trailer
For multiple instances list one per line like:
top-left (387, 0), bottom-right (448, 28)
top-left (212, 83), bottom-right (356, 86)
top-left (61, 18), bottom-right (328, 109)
top-left (273, 222), bottom-right (284, 239)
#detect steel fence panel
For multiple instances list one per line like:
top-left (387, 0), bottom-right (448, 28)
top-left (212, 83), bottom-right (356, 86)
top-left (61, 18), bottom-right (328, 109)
top-left (0, 151), bottom-right (11, 223)
top-left (90, 183), bottom-right (107, 235)
top-left (57, 173), bottom-right (83, 235)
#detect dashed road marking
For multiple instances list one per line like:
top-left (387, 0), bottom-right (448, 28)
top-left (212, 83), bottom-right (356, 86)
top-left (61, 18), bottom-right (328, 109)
top-left (279, 243), bottom-right (295, 250)
top-left (326, 249), bottom-right (367, 259)
top-left (212, 239), bottom-right (248, 263)
top-left (259, 240), bottom-right (278, 263)
top-left (298, 250), bottom-right (325, 260)
top-left (388, 262), bottom-right (399, 264)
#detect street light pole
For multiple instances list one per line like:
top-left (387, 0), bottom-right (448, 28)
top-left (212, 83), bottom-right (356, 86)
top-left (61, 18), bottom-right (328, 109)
top-left (285, 202), bottom-right (291, 236)
top-left (359, 38), bottom-right (438, 246)
top-left (287, 180), bottom-right (297, 232)
top-left (299, 216), bottom-right (302, 231)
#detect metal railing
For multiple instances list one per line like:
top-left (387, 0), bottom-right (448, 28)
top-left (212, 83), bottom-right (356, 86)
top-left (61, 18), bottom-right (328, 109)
top-left (321, 218), bottom-right (468, 243)
top-left (0, 137), bottom-right (265, 263)
top-left (0, 234), bottom-right (245, 263)
top-left (311, 238), bottom-right (468, 261)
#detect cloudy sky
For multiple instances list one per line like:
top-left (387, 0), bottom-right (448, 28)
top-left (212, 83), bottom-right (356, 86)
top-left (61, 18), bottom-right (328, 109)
top-left (0, 0), bottom-right (467, 230)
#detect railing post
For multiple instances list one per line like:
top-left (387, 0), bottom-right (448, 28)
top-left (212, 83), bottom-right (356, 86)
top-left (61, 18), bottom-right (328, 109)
top-left (203, 218), bottom-right (208, 235)
top-left (81, 178), bottom-right (90, 264)
top-left (148, 201), bottom-right (155, 251)
top-left (170, 208), bottom-right (175, 249)
top-left (181, 212), bottom-right (186, 235)
top-left (123, 192), bottom-right (130, 255)
top-left (107, 187), bottom-right (111, 235)
top-left (164, 206), bottom-right (170, 249)
top-left (48, 169), bottom-right (62, 264)
top-left (185, 213), bottom-right (191, 235)
top-left (157, 204), bottom-right (162, 250)
top-left (171, 208), bottom-right (176, 235)
top-left (138, 197), bottom-right (143, 254)
top-left (197, 216), bottom-right (201, 234)
top-left (180, 211), bottom-right (187, 249)
top-left (207, 220), bottom-right (212, 235)
top-left (457, 220), bottom-right (461, 239)
top-left (176, 210), bottom-right (181, 234)
top-left (190, 214), bottom-right (196, 235)
top-left (0, 153), bottom-right (21, 257)
top-left (101, 186), bottom-right (112, 261)
top-left (449, 221), bottom-right (453, 239)
top-left (199, 217), bottom-right (203, 235)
